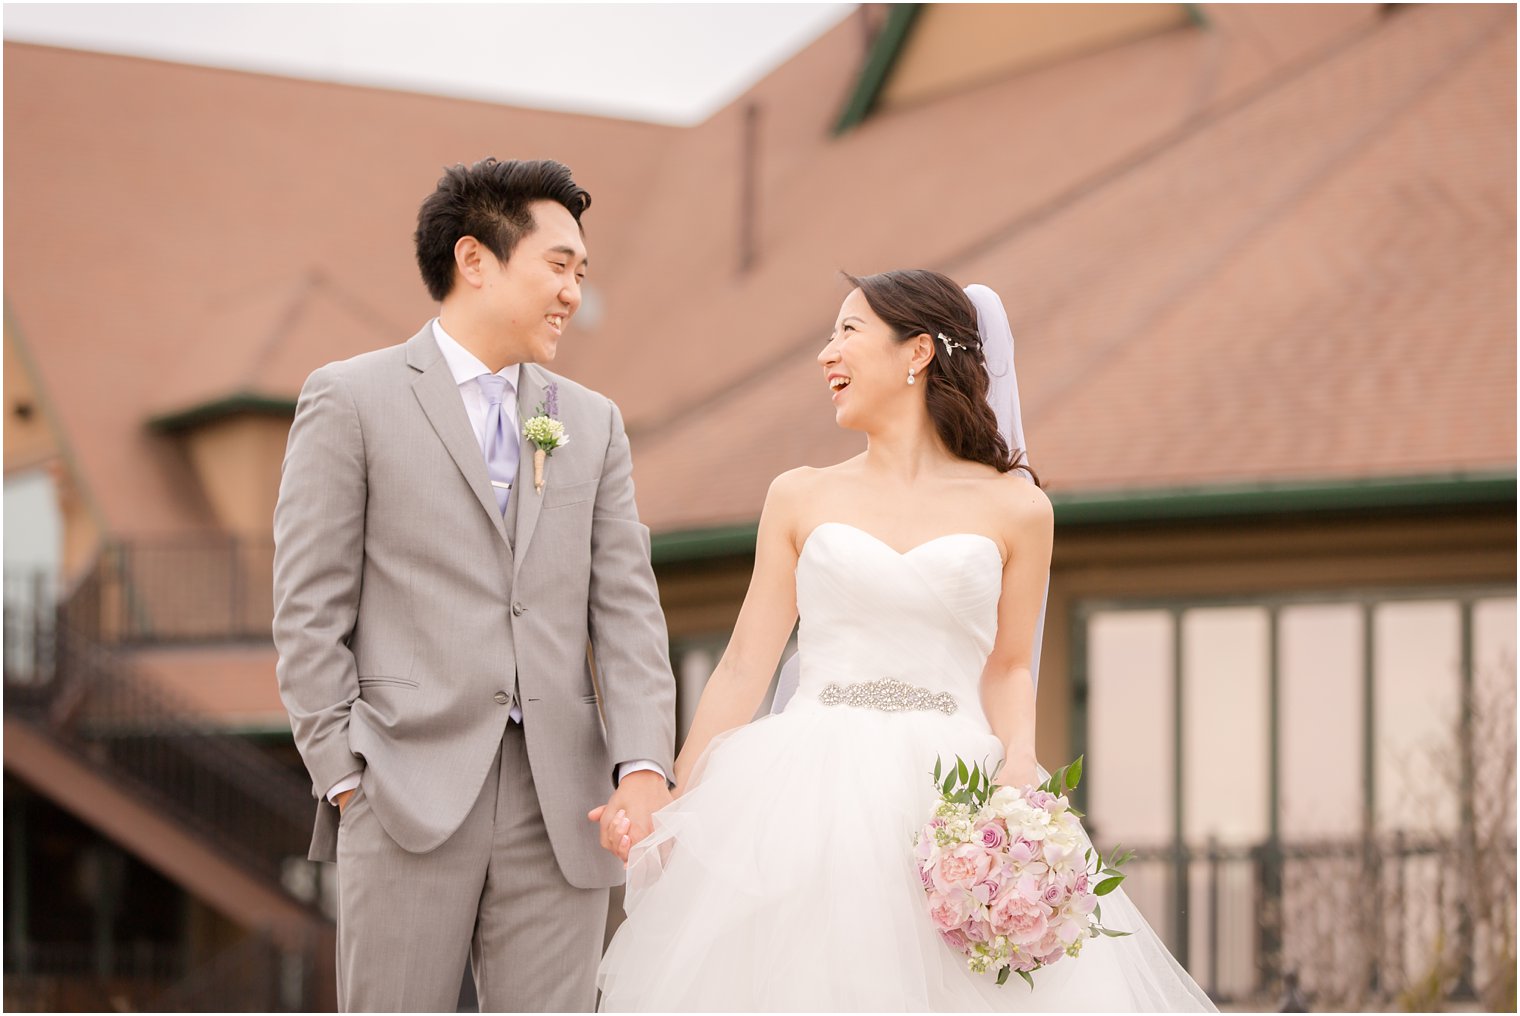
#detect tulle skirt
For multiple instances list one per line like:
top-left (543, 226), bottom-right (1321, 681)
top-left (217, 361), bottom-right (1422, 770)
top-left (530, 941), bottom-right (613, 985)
top-left (597, 699), bottom-right (1217, 1012)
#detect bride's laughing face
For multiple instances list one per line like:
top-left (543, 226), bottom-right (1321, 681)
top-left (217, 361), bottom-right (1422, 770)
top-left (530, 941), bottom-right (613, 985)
top-left (818, 288), bottom-right (916, 431)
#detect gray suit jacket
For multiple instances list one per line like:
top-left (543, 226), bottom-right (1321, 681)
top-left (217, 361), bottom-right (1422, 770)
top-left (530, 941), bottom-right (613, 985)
top-left (273, 325), bottom-right (676, 889)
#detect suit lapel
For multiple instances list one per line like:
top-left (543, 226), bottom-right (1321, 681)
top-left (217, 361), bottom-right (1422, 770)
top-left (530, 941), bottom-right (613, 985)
top-left (511, 365), bottom-right (548, 576)
top-left (407, 329), bottom-right (514, 554)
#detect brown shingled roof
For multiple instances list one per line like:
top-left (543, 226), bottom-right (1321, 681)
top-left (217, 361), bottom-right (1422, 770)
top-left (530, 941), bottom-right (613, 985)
top-left (5, 4), bottom-right (1513, 541)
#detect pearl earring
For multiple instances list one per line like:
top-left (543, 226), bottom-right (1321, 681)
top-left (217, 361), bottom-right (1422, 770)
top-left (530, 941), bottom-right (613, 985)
top-left (907, 368), bottom-right (916, 386)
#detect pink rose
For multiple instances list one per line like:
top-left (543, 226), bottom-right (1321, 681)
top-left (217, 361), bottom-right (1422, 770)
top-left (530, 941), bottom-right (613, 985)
top-left (977, 821), bottom-right (1008, 850)
top-left (933, 843), bottom-right (993, 893)
top-left (971, 877), bottom-right (1001, 905)
top-left (1040, 880), bottom-right (1065, 908)
top-left (927, 891), bottom-right (974, 933)
top-left (919, 864), bottom-right (935, 889)
top-left (965, 917), bottom-right (994, 943)
top-left (1006, 836), bottom-right (1039, 865)
top-left (990, 894), bottom-right (1049, 945)
top-left (941, 927), bottom-right (971, 951)
top-left (1026, 789), bottom-right (1059, 811)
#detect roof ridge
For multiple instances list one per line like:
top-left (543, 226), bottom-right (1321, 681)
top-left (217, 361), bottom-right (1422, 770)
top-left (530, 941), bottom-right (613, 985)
top-left (234, 271), bottom-right (321, 392)
top-left (237, 270), bottom-right (407, 393)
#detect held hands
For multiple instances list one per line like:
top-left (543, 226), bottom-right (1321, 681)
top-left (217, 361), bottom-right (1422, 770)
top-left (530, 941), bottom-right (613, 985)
top-left (587, 770), bottom-right (671, 864)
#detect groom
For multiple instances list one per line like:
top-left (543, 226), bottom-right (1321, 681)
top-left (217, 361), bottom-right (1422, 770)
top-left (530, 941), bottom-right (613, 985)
top-left (274, 158), bottom-right (676, 1012)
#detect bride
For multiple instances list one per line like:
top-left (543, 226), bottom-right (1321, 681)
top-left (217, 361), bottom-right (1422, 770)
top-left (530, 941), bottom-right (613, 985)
top-left (595, 270), bottom-right (1216, 1012)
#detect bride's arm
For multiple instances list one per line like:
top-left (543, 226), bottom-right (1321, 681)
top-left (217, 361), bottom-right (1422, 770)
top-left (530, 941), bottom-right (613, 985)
top-left (671, 471), bottom-right (804, 792)
top-left (981, 478), bottom-right (1055, 789)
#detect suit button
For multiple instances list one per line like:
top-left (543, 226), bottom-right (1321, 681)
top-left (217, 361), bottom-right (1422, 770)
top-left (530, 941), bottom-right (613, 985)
top-left (512, 602), bottom-right (527, 617)
top-left (493, 691), bottom-right (510, 705)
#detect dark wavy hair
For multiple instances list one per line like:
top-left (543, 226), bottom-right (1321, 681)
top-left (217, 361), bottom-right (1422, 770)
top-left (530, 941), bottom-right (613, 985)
top-left (845, 269), bottom-right (1040, 484)
top-left (414, 158), bottom-right (592, 301)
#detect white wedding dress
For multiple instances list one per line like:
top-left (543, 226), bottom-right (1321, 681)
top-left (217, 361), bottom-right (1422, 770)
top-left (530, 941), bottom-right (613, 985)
top-left (597, 522), bottom-right (1217, 1012)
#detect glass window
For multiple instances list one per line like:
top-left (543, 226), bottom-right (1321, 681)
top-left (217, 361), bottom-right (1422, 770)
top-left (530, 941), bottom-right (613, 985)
top-left (1279, 604), bottom-right (1363, 841)
top-left (1373, 601), bottom-right (1461, 833)
top-left (1182, 607), bottom-right (1269, 846)
top-left (1086, 610), bottom-right (1173, 846)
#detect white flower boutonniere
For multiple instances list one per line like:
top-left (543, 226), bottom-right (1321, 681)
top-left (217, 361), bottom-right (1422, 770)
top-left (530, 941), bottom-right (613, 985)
top-left (522, 382), bottom-right (568, 494)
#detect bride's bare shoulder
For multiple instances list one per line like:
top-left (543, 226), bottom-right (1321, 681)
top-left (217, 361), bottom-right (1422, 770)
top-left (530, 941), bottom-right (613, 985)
top-left (991, 471), bottom-right (1053, 533)
top-left (768, 457), bottom-right (864, 502)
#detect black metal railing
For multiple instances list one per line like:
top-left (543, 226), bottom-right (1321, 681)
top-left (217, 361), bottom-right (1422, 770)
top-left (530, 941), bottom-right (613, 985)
top-left (1118, 832), bottom-right (1517, 1010)
top-left (4, 566), bottom-right (333, 1009)
top-left (152, 930), bottom-right (318, 1012)
top-left (63, 538), bottom-right (276, 645)
top-left (4, 593), bottom-right (314, 886)
top-left (2, 941), bottom-right (187, 1012)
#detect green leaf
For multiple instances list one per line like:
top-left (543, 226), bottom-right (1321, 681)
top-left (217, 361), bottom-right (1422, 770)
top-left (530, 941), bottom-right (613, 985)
top-left (933, 758), bottom-right (943, 783)
top-left (996, 967), bottom-right (1010, 986)
top-left (1016, 969), bottom-right (1034, 989)
top-left (957, 758), bottom-right (969, 785)
top-left (1093, 902), bottom-right (1102, 923)
top-left (942, 771), bottom-right (957, 796)
top-left (1067, 806), bottom-right (1085, 818)
top-left (1098, 928), bottom-right (1133, 937)
top-left (1066, 755), bottom-right (1084, 791)
top-left (1094, 876), bottom-right (1123, 896)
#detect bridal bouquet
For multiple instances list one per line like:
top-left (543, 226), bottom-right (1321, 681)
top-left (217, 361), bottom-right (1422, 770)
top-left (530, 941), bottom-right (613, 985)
top-left (913, 756), bottom-right (1132, 987)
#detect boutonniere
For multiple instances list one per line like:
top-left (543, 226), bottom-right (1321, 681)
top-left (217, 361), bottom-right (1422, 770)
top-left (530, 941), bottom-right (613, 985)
top-left (522, 382), bottom-right (569, 494)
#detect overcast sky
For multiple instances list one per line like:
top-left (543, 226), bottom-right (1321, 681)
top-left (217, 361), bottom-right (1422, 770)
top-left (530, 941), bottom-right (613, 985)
top-left (2, 3), bottom-right (856, 125)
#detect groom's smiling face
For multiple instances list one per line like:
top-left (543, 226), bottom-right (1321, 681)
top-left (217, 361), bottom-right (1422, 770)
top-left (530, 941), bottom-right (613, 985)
top-left (482, 200), bottom-right (588, 364)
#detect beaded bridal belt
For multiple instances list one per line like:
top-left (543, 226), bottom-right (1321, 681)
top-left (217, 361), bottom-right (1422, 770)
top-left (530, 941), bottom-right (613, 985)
top-left (817, 677), bottom-right (958, 715)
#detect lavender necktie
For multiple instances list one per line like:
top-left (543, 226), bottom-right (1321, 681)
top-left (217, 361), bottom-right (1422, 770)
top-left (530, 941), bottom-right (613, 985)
top-left (476, 374), bottom-right (518, 514)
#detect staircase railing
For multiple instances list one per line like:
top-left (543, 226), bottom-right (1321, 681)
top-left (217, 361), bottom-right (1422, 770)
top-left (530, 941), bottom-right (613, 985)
top-left (4, 562), bottom-right (334, 1008)
top-left (5, 573), bottom-right (316, 887)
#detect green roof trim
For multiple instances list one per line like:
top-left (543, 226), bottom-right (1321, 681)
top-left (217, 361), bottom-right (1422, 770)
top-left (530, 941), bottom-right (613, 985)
top-left (149, 392), bottom-right (298, 432)
top-left (651, 523), bottom-right (763, 566)
top-left (1049, 471), bottom-right (1515, 526)
top-left (832, 4), bottom-right (922, 136)
top-left (649, 471), bottom-right (1516, 563)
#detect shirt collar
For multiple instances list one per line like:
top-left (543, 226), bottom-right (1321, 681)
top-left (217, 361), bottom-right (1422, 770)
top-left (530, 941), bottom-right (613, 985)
top-left (431, 318), bottom-right (521, 391)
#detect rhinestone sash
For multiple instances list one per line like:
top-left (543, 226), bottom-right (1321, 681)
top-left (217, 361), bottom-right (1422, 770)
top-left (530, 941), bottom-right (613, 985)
top-left (817, 677), bottom-right (958, 715)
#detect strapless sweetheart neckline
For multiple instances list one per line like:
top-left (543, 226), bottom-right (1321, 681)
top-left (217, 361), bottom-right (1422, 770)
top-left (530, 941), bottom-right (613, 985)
top-left (800, 520), bottom-right (1003, 564)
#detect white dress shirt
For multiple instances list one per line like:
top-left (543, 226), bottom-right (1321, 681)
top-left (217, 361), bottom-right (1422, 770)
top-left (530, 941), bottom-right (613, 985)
top-left (326, 320), bottom-right (663, 803)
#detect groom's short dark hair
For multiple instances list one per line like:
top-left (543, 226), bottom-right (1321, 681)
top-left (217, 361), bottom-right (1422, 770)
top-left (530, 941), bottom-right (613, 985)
top-left (414, 158), bottom-right (592, 301)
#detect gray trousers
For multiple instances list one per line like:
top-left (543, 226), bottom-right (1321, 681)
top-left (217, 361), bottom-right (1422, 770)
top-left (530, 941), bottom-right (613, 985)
top-left (336, 722), bottom-right (609, 1012)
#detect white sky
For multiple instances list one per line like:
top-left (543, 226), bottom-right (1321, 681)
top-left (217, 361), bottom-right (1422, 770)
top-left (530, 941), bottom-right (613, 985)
top-left (1, 3), bottom-right (856, 125)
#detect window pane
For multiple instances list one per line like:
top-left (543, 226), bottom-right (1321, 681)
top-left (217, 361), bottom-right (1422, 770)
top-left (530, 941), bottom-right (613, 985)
top-left (1374, 601), bottom-right (1461, 833)
top-left (1280, 604), bottom-right (1363, 841)
top-left (1086, 610), bottom-right (1173, 846)
top-left (1474, 597), bottom-right (1517, 717)
top-left (1182, 607), bottom-right (1269, 845)
top-left (1472, 598), bottom-right (1516, 864)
